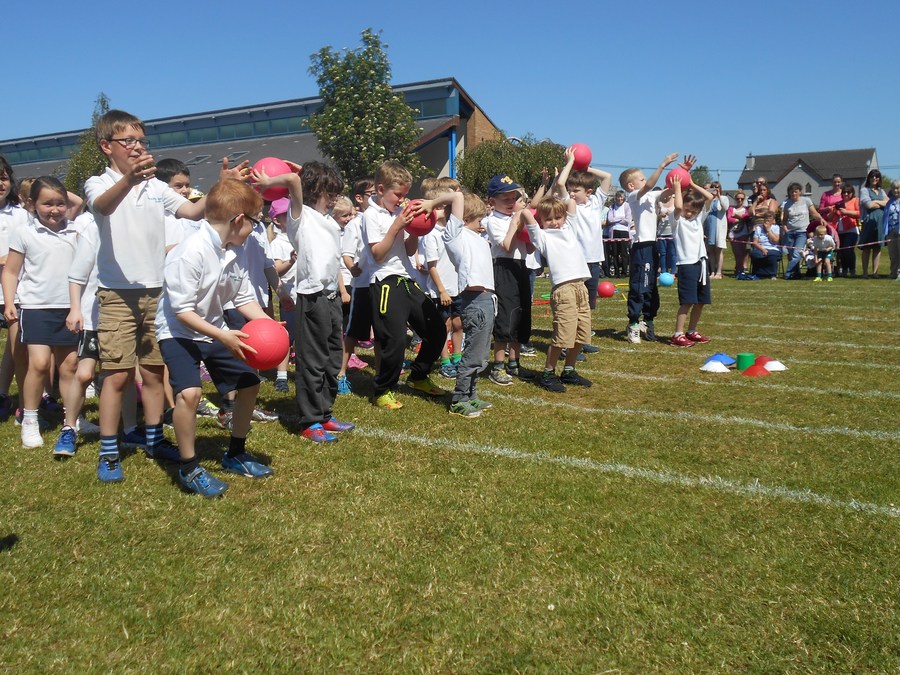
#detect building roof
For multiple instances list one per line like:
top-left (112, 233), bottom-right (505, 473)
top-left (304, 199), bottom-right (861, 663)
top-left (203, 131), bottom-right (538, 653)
top-left (737, 148), bottom-right (877, 186)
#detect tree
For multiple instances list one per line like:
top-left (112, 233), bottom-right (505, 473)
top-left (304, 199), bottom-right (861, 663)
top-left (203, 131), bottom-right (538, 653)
top-left (63, 92), bottom-right (110, 196)
top-left (308, 29), bottom-right (424, 183)
top-left (690, 164), bottom-right (713, 187)
top-left (456, 135), bottom-right (566, 197)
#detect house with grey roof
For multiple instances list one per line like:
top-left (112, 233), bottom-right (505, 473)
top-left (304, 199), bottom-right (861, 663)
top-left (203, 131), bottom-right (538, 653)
top-left (737, 148), bottom-right (878, 203)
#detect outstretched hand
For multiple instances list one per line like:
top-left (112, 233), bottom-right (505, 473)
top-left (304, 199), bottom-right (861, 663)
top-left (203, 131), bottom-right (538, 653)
top-left (679, 154), bottom-right (697, 171)
top-left (221, 157), bottom-right (252, 182)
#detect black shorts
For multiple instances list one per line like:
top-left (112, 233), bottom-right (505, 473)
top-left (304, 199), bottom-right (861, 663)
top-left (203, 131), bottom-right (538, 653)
top-left (77, 330), bottom-right (100, 360)
top-left (345, 286), bottom-right (373, 341)
top-left (492, 258), bottom-right (532, 343)
top-left (676, 261), bottom-right (712, 305)
top-left (159, 337), bottom-right (261, 397)
top-left (341, 295), bottom-right (351, 332)
top-left (18, 308), bottom-right (79, 347)
top-left (435, 296), bottom-right (459, 322)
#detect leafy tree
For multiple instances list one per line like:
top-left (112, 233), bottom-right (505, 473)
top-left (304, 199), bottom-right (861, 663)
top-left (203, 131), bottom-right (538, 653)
top-left (456, 135), bottom-right (566, 197)
top-left (63, 92), bottom-right (110, 195)
top-left (690, 164), bottom-right (713, 187)
top-left (308, 29), bottom-right (424, 183)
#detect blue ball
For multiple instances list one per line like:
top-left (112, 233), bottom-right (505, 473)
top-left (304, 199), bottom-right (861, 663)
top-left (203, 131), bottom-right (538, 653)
top-left (659, 272), bottom-right (675, 287)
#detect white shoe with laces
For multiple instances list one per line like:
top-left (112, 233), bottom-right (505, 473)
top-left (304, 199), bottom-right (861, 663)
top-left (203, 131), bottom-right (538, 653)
top-left (21, 419), bottom-right (43, 448)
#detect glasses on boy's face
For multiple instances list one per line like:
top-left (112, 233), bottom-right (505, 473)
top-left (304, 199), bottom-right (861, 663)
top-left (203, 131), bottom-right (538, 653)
top-left (230, 213), bottom-right (262, 228)
top-left (108, 137), bottom-right (149, 149)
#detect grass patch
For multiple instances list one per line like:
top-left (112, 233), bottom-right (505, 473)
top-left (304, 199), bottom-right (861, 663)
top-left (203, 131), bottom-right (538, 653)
top-left (1, 273), bottom-right (898, 671)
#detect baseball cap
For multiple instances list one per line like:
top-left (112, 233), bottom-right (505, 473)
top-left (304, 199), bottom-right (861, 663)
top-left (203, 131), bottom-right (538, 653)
top-left (487, 175), bottom-right (522, 197)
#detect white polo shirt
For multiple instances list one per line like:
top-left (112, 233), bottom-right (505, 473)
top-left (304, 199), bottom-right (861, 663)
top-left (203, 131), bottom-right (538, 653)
top-left (85, 167), bottom-right (188, 289)
top-left (485, 210), bottom-right (529, 260)
top-left (423, 223), bottom-right (460, 298)
top-left (671, 207), bottom-right (710, 265)
top-left (8, 214), bottom-right (79, 308)
top-left (0, 202), bottom-right (29, 268)
top-left (627, 189), bottom-right (661, 243)
top-left (268, 229), bottom-right (296, 298)
top-left (156, 220), bottom-right (255, 342)
top-left (567, 191), bottom-right (608, 263)
top-left (341, 215), bottom-right (370, 289)
top-left (165, 213), bottom-right (201, 250)
top-left (288, 203), bottom-right (341, 294)
top-left (443, 214), bottom-right (494, 292)
top-left (525, 215), bottom-right (590, 287)
top-left (362, 197), bottom-right (409, 281)
top-left (68, 213), bottom-right (101, 330)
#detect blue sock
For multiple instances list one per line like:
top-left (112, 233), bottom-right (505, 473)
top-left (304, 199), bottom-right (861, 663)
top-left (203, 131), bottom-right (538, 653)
top-left (145, 423), bottom-right (163, 449)
top-left (100, 435), bottom-right (119, 457)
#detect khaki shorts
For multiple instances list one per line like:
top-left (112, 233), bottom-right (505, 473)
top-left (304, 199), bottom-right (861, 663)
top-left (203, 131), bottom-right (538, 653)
top-left (551, 280), bottom-right (591, 348)
top-left (96, 288), bottom-right (164, 370)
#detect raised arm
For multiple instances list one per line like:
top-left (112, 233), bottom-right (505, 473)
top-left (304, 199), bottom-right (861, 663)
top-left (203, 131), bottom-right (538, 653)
top-left (555, 148), bottom-right (577, 197)
top-left (637, 152), bottom-right (679, 200)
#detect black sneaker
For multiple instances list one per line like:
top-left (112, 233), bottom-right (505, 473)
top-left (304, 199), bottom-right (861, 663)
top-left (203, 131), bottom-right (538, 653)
top-left (560, 369), bottom-right (593, 387)
top-left (581, 344), bottom-right (600, 353)
top-left (537, 372), bottom-right (566, 393)
top-left (643, 321), bottom-right (657, 343)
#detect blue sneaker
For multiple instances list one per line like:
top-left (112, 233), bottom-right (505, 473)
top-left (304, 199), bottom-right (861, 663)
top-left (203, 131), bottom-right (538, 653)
top-left (145, 437), bottom-right (181, 462)
top-left (53, 426), bottom-right (77, 457)
top-left (337, 375), bottom-right (351, 396)
top-left (97, 453), bottom-right (124, 483)
top-left (439, 364), bottom-right (458, 378)
top-left (179, 466), bottom-right (228, 497)
top-left (120, 427), bottom-right (147, 448)
top-left (222, 452), bottom-right (273, 478)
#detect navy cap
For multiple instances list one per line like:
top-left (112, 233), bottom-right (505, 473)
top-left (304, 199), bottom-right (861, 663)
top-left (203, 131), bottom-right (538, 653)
top-left (487, 175), bottom-right (522, 197)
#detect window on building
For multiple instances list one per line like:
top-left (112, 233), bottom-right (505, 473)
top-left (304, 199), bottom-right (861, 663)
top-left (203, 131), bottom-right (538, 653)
top-left (157, 130), bottom-right (188, 147)
top-left (219, 123), bottom-right (253, 140)
top-left (805, 182), bottom-right (812, 194)
top-left (185, 155), bottom-right (211, 166)
top-left (187, 127), bottom-right (219, 143)
top-left (224, 151), bottom-right (249, 163)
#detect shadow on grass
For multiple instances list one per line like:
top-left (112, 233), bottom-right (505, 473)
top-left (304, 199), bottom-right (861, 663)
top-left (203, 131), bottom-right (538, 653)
top-left (0, 534), bottom-right (19, 552)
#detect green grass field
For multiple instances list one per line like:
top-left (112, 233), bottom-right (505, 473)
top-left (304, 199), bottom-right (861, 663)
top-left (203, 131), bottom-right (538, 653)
top-left (1, 273), bottom-right (898, 672)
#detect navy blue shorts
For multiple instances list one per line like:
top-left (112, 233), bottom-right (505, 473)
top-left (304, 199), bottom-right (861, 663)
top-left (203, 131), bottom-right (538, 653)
top-left (18, 308), bottom-right (79, 347)
top-left (159, 338), bottom-right (261, 397)
top-left (676, 262), bottom-right (711, 305)
top-left (223, 308), bottom-right (248, 331)
top-left (345, 286), bottom-right (373, 341)
top-left (436, 295), bottom-right (461, 322)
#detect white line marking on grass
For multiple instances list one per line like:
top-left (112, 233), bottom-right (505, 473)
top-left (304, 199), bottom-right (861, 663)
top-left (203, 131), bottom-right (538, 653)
top-left (486, 391), bottom-right (900, 441)
top-left (356, 428), bottom-right (900, 518)
top-left (713, 321), bottom-right (898, 338)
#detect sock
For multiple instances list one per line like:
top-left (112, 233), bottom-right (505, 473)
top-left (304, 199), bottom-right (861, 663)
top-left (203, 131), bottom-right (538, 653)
top-left (100, 435), bottom-right (118, 457)
top-left (23, 408), bottom-right (38, 423)
top-left (220, 398), bottom-right (234, 413)
top-left (563, 365), bottom-right (575, 373)
top-left (440, 357), bottom-right (451, 367)
top-left (674, 331), bottom-right (684, 337)
top-left (508, 359), bottom-right (519, 370)
top-left (492, 360), bottom-right (504, 370)
top-left (145, 423), bottom-right (163, 449)
top-left (227, 436), bottom-right (246, 458)
top-left (180, 456), bottom-right (199, 474)
top-left (276, 370), bottom-right (287, 381)
top-left (543, 368), bottom-right (554, 377)
top-left (451, 352), bottom-right (462, 365)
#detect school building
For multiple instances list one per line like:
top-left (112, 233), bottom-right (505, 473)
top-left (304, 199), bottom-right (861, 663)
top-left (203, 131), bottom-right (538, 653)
top-left (0, 78), bottom-right (502, 192)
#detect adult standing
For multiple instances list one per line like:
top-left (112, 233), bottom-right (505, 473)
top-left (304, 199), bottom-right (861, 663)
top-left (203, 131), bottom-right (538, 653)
top-left (883, 180), bottom-right (900, 280)
top-left (705, 181), bottom-right (729, 278)
top-left (604, 190), bottom-right (631, 277)
top-left (859, 169), bottom-right (888, 278)
top-left (781, 182), bottom-right (827, 280)
top-left (835, 185), bottom-right (859, 277)
top-left (727, 191), bottom-right (751, 276)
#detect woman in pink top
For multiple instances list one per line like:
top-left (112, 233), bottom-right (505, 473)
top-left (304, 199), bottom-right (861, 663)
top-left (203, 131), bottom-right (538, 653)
top-left (727, 190), bottom-right (751, 275)
top-left (835, 185), bottom-right (860, 277)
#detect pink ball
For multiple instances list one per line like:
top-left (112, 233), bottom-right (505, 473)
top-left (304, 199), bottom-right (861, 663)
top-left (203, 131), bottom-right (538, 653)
top-left (598, 281), bottom-right (616, 298)
top-left (251, 157), bottom-right (291, 201)
top-left (240, 318), bottom-right (290, 371)
top-left (405, 200), bottom-right (437, 236)
top-left (665, 167), bottom-right (692, 191)
top-left (570, 143), bottom-right (592, 171)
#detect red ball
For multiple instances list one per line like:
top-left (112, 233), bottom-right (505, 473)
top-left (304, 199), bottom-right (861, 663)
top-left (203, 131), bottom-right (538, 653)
top-left (405, 199), bottom-right (437, 236)
top-left (598, 281), bottom-right (616, 298)
top-left (518, 208), bottom-right (538, 243)
top-left (665, 167), bottom-right (692, 191)
top-left (570, 143), bottom-right (592, 171)
top-left (251, 157), bottom-right (291, 201)
top-left (240, 318), bottom-right (290, 371)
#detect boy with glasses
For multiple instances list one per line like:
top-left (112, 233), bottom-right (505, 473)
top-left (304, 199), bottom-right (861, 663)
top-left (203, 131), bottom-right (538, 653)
top-left (85, 109), bottom-right (248, 483)
top-left (155, 179), bottom-right (274, 496)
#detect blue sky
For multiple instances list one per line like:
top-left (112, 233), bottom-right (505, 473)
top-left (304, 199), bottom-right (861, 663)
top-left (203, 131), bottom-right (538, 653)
top-left (4, 0), bottom-right (898, 188)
